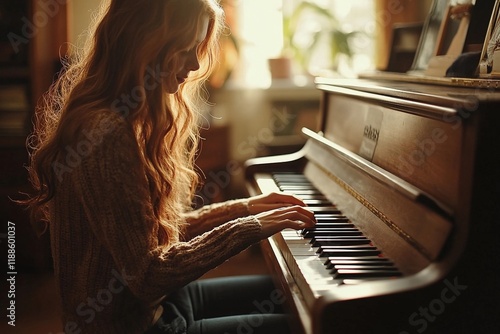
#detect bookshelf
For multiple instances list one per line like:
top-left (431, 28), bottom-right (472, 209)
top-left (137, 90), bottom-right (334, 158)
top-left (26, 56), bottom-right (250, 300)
top-left (0, 1), bottom-right (68, 270)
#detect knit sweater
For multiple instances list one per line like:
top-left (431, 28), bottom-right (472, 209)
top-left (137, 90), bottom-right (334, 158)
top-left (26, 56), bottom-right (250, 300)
top-left (48, 111), bottom-right (262, 333)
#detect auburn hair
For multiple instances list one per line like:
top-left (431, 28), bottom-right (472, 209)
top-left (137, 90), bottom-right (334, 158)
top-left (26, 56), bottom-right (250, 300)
top-left (25, 0), bottom-right (224, 242)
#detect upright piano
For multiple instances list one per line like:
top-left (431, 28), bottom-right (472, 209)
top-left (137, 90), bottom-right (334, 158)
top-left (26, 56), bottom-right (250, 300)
top-left (245, 77), bottom-right (500, 333)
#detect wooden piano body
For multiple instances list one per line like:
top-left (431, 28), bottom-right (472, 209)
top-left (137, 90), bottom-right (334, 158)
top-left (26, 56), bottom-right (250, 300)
top-left (245, 78), bottom-right (500, 333)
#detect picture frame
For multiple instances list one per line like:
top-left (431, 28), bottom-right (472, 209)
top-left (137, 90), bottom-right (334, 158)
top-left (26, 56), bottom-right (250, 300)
top-left (478, 0), bottom-right (500, 77)
top-left (433, 3), bottom-right (463, 57)
top-left (409, 0), bottom-right (450, 74)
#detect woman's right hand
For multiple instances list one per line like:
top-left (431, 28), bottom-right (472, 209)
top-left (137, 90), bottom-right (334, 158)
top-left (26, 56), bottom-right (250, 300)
top-left (254, 205), bottom-right (316, 239)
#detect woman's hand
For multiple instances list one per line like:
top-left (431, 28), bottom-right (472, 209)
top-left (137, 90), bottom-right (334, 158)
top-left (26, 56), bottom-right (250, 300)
top-left (255, 205), bottom-right (316, 239)
top-left (248, 192), bottom-right (316, 238)
top-left (247, 192), bottom-right (307, 215)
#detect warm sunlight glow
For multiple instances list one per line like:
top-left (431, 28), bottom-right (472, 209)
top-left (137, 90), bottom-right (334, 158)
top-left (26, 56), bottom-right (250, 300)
top-left (231, 0), bottom-right (283, 88)
top-left (229, 0), bottom-right (375, 87)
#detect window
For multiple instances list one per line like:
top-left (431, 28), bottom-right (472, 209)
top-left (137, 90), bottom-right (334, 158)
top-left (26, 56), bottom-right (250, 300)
top-left (228, 0), bottom-right (376, 88)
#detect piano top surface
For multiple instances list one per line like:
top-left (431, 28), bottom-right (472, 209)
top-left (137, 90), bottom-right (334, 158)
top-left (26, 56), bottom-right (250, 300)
top-left (315, 76), bottom-right (500, 106)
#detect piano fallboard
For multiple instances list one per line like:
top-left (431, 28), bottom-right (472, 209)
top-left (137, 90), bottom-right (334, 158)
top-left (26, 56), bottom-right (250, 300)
top-left (245, 78), bottom-right (500, 334)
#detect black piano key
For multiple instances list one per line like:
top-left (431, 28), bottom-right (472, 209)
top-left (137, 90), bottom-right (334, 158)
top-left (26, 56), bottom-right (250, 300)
top-left (282, 189), bottom-right (324, 196)
top-left (326, 256), bottom-right (388, 262)
top-left (317, 245), bottom-right (379, 253)
top-left (332, 265), bottom-right (400, 271)
top-left (311, 236), bottom-right (369, 245)
top-left (315, 215), bottom-right (349, 222)
top-left (303, 224), bottom-right (354, 232)
top-left (333, 269), bottom-right (403, 279)
top-left (277, 178), bottom-right (310, 182)
top-left (318, 244), bottom-right (377, 251)
top-left (292, 194), bottom-right (329, 200)
top-left (273, 173), bottom-right (309, 181)
top-left (308, 222), bottom-right (353, 229)
top-left (307, 207), bottom-right (342, 214)
top-left (273, 174), bottom-right (315, 185)
top-left (273, 173), bottom-right (341, 209)
top-left (312, 235), bottom-right (368, 240)
top-left (279, 185), bottom-right (318, 190)
top-left (310, 235), bottom-right (369, 244)
top-left (324, 259), bottom-right (394, 269)
top-left (317, 248), bottom-right (381, 258)
top-left (303, 229), bottom-right (363, 238)
top-left (318, 245), bottom-right (376, 250)
top-left (275, 179), bottom-right (312, 185)
top-left (302, 199), bottom-right (333, 206)
top-left (312, 239), bottom-right (371, 247)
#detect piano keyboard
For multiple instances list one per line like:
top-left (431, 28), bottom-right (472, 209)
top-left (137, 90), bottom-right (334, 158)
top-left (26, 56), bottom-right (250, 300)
top-left (271, 172), bottom-right (402, 287)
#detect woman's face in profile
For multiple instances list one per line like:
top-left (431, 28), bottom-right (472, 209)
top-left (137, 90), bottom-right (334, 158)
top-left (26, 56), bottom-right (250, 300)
top-left (164, 16), bottom-right (209, 93)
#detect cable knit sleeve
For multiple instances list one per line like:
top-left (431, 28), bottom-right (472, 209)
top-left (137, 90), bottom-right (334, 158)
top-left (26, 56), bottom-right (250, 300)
top-left (182, 199), bottom-right (251, 239)
top-left (72, 113), bottom-right (262, 303)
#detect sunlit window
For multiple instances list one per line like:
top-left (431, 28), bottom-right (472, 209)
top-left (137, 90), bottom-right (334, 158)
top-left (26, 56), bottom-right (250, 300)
top-left (229, 0), bottom-right (284, 88)
top-left (227, 0), bottom-right (376, 88)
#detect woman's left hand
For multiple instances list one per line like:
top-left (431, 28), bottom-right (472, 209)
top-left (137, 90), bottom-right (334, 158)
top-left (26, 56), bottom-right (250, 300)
top-left (247, 192), bottom-right (306, 215)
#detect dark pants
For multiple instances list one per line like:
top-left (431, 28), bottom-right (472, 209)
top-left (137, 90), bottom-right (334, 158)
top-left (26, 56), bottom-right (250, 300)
top-left (147, 275), bottom-right (292, 334)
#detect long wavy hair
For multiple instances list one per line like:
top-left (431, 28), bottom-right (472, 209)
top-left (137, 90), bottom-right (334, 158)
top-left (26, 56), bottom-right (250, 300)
top-left (25, 0), bottom-right (224, 241)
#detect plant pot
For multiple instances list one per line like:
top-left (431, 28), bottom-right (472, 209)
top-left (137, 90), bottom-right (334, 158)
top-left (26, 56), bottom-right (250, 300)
top-left (268, 57), bottom-right (293, 80)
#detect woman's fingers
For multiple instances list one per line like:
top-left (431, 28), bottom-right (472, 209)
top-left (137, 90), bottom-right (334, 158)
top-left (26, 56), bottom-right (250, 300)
top-left (248, 192), bottom-right (306, 214)
top-left (257, 204), bottom-right (316, 225)
top-left (248, 203), bottom-right (292, 214)
top-left (248, 193), bottom-right (319, 238)
top-left (277, 205), bottom-right (316, 223)
top-left (255, 205), bottom-right (317, 238)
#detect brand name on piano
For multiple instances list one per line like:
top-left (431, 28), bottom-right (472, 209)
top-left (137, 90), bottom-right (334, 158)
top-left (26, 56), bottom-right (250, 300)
top-left (363, 125), bottom-right (380, 142)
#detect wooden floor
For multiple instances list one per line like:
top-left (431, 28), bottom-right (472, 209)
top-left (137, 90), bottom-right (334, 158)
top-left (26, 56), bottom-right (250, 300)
top-left (0, 245), bottom-right (268, 334)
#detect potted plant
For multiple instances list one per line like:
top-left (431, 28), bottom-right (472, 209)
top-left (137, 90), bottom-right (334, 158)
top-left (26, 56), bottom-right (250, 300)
top-left (270, 1), bottom-right (360, 78)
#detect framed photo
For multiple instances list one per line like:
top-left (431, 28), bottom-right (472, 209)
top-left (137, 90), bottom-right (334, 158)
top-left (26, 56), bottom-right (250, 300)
top-left (409, 0), bottom-right (450, 74)
top-left (478, 0), bottom-right (500, 76)
top-left (433, 3), bottom-right (467, 57)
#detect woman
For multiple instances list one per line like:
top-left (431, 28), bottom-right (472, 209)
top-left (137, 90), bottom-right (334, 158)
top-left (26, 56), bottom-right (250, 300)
top-left (25, 0), bottom-right (316, 333)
